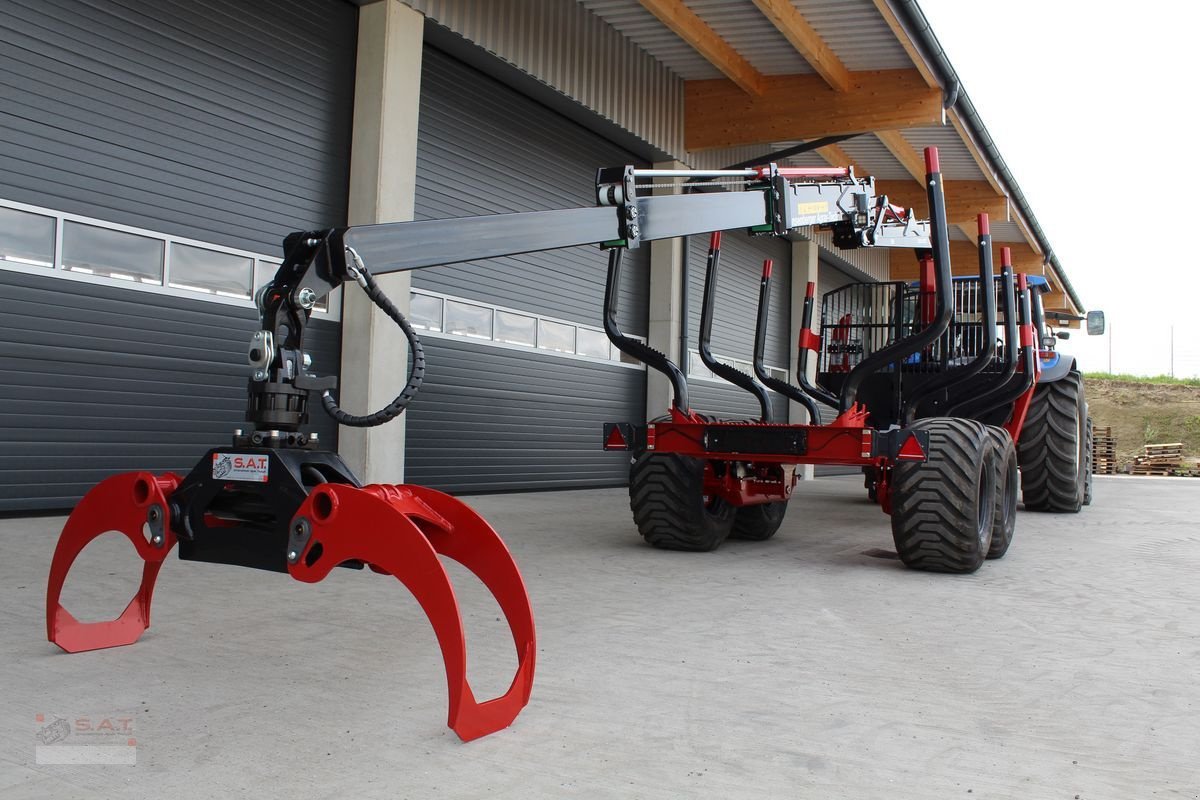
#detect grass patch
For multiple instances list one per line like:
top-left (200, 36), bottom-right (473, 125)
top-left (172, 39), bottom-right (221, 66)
top-left (1084, 372), bottom-right (1200, 387)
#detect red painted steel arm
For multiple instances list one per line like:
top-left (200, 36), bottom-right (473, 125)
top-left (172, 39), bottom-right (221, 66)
top-left (286, 483), bottom-right (536, 742)
top-left (46, 472), bottom-right (181, 653)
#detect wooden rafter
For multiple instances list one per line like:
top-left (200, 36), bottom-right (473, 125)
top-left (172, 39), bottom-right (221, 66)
top-left (685, 70), bottom-right (940, 150)
top-left (750, 0), bottom-right (852, 92)
top-left (873, 180), bottom-right (1008, 226)
top-left (637, 0), bottom-right (766, 95)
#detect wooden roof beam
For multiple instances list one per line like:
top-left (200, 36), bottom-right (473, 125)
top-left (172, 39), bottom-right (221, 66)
top-left (637, 0), bottom-right (766, 95)
top-left (889, 240), bottom-right (1046, 281)
top-left (750, 0), bottom-right (853, 92)
top-left (685, 70), bottom-right (941, 150)
top-left (874, 180), bottom-right (1008, 227)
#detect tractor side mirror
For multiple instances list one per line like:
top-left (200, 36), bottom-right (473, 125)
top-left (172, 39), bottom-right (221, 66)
top-left (1086, 310), bottom-right (1106, 335)
top-left (1056, 331), bottom-right (1070, 340)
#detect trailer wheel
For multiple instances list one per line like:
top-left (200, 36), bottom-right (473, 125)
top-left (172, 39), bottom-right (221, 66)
top-left (986, 426), bottom-right (1018, 559)
top-left (1083, 414), bottom-right (1094, 506)
top-left (628, 452), bottom-right (735, 551)
top-left (730, 501), bottom-right (788, 541)
top-left (1018, 370), bottom-right (1086, 513)
top-left (890, 418), bottom-right (997, 574)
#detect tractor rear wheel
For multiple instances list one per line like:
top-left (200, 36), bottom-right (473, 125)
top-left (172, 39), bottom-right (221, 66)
top-left (628, 452), bottom-right (735, 551)
top-left (730, 501), bottom-right (788, 541)
top-left (1018, 370), bottom-right (1086, 513)
top-left (986, 426), bottom-right (1018, 559)
top-left (890, 417), bottom-right (997, 574)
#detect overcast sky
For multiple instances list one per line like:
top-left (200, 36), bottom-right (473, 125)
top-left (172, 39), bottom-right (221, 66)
top-left (919, 0), bottom-right (1199, 378)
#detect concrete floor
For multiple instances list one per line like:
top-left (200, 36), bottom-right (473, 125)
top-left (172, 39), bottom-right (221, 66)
top-left (1, 474), bottom-right (1198, 798)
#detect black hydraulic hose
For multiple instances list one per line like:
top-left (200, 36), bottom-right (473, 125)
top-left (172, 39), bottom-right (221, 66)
top-left (321, 250), bottom-right (425, 427)
top-left (946, 265), bottom-right (1017, 417)
top-left (679, 236), bottom-right (689, 375)
top-left (796, 283), bottom-right (840, 409)
top-left (899, 215), bottom-right (998, 424)
top-left (1031, 289), bottom-right (1048, 350)
top-left (698, 233), bottom-right (772, 421)
top-left (837, 148), bottom-right (954, 412)
top-left (969, 284), bottom-right (1038, 419)
top-left (753, 259), bottom-right (821, 422)
top-left (603, 247), bottom-right (690, 412)
top-left (718, 134), bottom-right (862, 171)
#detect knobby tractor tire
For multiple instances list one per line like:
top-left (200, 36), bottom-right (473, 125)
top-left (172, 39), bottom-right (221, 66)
top-left (986, 426), bottom-right (1019, 560)
top-left (1083, 415), bottom-right (1094, 506)
top-left (730, 501), bottom-right (788, 541)
top-left (1017, 370), bottom-right (1087, 513)
top-left (628, 452), bottom-right (735, 551)
top-left (890, 417), bottom-right (998, 574)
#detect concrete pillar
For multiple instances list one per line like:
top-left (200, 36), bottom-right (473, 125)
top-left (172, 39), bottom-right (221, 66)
top-left (645, 160), bottom-right (687, 419)
top-left (338, 0), bottom-right (423, 483)
top-left (791, 238), bottom-right (820, 479)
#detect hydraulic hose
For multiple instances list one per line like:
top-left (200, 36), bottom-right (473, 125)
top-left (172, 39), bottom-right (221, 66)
top-left (321, 247), bottom-right (425, 427)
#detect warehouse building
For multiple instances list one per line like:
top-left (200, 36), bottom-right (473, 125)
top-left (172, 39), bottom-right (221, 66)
top-left (0, 0), bottom-right (1083, 511)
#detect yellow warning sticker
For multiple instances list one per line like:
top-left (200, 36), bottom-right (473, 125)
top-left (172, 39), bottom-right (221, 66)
top-left (797, 201), bottom-right (829, 216)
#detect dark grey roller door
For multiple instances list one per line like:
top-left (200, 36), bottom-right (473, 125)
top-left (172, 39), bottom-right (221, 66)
top-left (0, 272), bottom-right (340, 512)
top-left (686, 232), bottom-right (790, 422)
top-left (0, 0), bottom-right (356, 253)
top-left (0, 0), bottom-right (355, 512)
top-left (405, 46), bottom-right (648, 492)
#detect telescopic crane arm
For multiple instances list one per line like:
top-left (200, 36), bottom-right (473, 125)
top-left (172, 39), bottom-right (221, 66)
top-left (253, 163), bottom-right (935, 434)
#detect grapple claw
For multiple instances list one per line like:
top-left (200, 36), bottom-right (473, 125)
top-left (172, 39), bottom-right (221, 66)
top-left (288, 483), bottom-right (536, 741)
top-left (46, 472), bottom-right (180, 653)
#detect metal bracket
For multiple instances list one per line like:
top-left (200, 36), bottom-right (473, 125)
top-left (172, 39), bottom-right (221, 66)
top-left (287, 517), bottom-right (312, 564)
top-left (146, 504), bottom-right (166, 548)
top-left (875, 428), bottom-right (931, 462)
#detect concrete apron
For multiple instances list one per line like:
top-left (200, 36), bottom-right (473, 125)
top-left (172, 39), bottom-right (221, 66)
top-left (1, 474), bottom-right (1197, 798)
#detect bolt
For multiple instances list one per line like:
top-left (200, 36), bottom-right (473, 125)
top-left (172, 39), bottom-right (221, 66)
top-left (287, 550), bottom-right (298, 562)
top-left (305, 238), bottom-right (321, 248)
top-left (234, 428), bottom-right (243, 437)
top-left (152, 535), bottom-right (163, 546)
top-left (148, 507), bottom-right (160, 521)
top-left (302, 352), bottom-right (312, 369)
top-left (297, 287), bottom-right (317, 309)
top-left (252, 433), bottom-right (263, 444)
top-left (253, 369), bottom-right (266, 381)
top-left (310, 433), bottom-right (320, 443)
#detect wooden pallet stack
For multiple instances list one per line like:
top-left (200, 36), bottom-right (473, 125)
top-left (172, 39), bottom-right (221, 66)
top-left (1131, 442), bottom-right (1184, 476)
top-left (1092, 425), bottom-right (1118, 474)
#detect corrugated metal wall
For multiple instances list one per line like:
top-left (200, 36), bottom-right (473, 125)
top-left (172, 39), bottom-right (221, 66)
top-left (0, 271), bottom-right (340, 512)
top-left (405, 0), bottom-right (685, 159)
top-left (0, 0), bottom-right (356, 255)
top-left (412, 47), bottom-right (647, 334)
top-left (404, 338), bottom-right (644, 492)
top-left (405, 45), bottom-right (647, 492)
top-left (0, 0), bottom-right (355, 512)
top-left (687, 231), bottom-right (790, 422)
